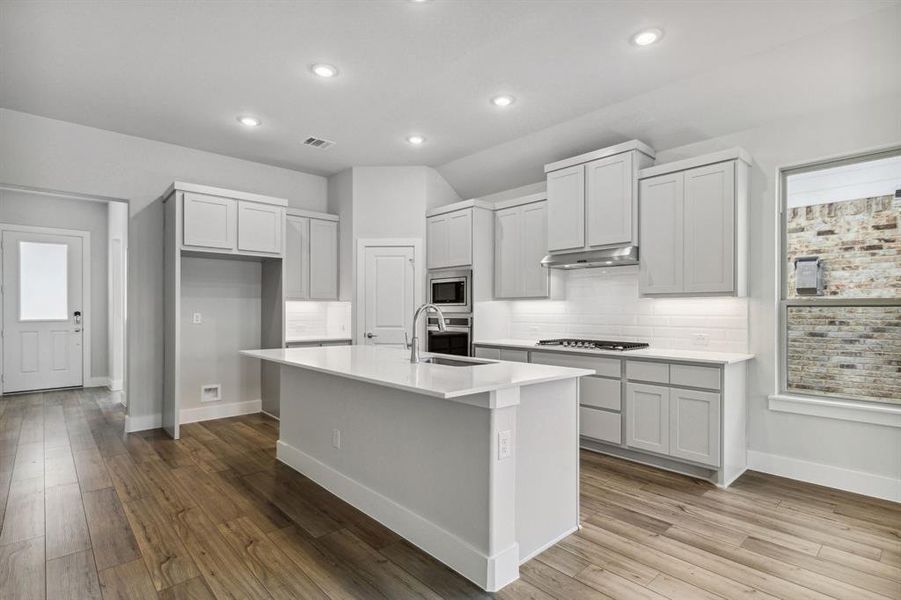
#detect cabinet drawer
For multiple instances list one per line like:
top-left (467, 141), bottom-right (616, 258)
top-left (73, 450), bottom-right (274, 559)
top-left (580, 407), bottom-right (621, 444)
top-left (473, 346), bottom-right (501, 360)
top-left (670, 364), bottom-right (721, 390)
top-left (626, 360), bottom-right (669, 384)
top-left (580, 376), bottom-right (621, 411)
top-left (499, 349), bottom-right (529, 363)
top-left (531, 351), bottom-right (620, 378)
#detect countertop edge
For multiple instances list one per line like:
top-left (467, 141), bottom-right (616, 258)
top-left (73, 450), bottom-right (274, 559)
top-left (473, 339), bottom-right (755, 365)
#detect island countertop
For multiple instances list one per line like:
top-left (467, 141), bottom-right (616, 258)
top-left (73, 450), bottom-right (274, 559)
top-left (241, 345), bottom-right (592, 400)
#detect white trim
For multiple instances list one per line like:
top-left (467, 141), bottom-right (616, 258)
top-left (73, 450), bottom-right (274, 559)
top-left (0, 223), bottom-right (92, 393)
top-left (747, 449), bottom-right (901, 503)
top-left (260, 409), bottom-right (280, 421)
top-left (354, 238), bottom-right (424, 347)
top-left (85, 377), bottom-right (110, 388)
top-left (517, 526), bottom-right (578, 564)
top-left (277, 440), bottom-right (519, 591)
top-left (125, 412), bottom-right (162, 433)
top-left (545, 139), bottom-right (656, 173)
top-left (768, 393), bottom-right (901, 428)
top-left (285, 207), bottom-right (339, 221)
top-left (638, 147), bottom-right (752, 179)
top-left (425, 199), bottom-right (494, 217)
top-left (491, 193), bottom-right (547, 211)
top-left (162, 181), bottom-right (288, 207)
top-left (109, 378), bottom-right (124, 391)
top-left (179, 399), bottom-right (261, 424)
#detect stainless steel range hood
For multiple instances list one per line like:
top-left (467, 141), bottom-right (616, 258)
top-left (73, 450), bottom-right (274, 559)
top-left (540, 246), bottom-right (639, 270)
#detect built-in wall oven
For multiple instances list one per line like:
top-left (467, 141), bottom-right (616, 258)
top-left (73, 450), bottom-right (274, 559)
top-left (426, 314), bottom-right (472, 357)
top-left (427, 269), bottom-right (470, 314)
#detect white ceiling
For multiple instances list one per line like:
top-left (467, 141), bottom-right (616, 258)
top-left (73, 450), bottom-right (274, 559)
top-left (1, 0), bottom-right (899, 196)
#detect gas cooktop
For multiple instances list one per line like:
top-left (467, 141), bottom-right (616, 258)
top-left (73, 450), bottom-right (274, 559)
top-left (537, 338), bottom-right (650, 351)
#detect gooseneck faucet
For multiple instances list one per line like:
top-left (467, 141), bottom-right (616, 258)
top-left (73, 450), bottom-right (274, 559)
top-left (408, 303), bottom-right (447, 363)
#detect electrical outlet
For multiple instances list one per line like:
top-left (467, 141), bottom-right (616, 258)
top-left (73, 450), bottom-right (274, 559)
top-left (192, 312), bottom-right (202, 324)
top-left (692, 333), bottom-right (710, 347)
top-left (332, 428), bottom-right (341, 449)
top-left (200, 384), bottom-right (221, 403)
top-left (498, 430), bottom-right (512, 460)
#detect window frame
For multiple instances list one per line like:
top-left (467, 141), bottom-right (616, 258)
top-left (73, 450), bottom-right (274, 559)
top-left (777, 146), bottom-right (901, 405)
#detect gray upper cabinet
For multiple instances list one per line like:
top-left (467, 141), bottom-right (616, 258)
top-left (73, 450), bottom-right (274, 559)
top-left (428, 208), bottom-right (472, 269)
top-left (285, 211), bottom-right (339, 300)
top-left (638, 173), bottom-right (684, 294)
top-left (546, 164), bottom-right (585, 252)
top-left (494, 200), bottom-right (549, 299)
top-left (545, 141), bottom-right (655, 254)
top-left (285, 215), bottom-right (310, 299)
top-left (586, 151), bottom-right (635, 247)
top-left (183, 192), bottom-right (237, 250)
top-left (309, 218), bottom-right (338, 299)
top-left (237, 200), bottom-right (283, 254)
top-left (638, 149), bottom-right (750, 297)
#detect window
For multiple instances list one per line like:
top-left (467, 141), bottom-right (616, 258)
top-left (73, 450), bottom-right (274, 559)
top-left (779, 151), bottom-right (901, 405)
top-left (19, 240), bottom-right (69, 321)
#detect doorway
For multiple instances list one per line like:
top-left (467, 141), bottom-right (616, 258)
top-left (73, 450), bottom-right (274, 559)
top-left (356, 239), bottom-right (422, 347)
top-left (0, 226), bottom-right (88, 392)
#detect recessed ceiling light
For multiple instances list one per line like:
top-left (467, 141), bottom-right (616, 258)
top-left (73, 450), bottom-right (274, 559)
top-left (311, 63), bottom-right (339, 78)
top-left (632, 28), bottom-right (663, 46)
top-left (236, 115), bottom-right (261, 127)
top-left (406, 135), bottom-right (425, 145)
top-left (491, 95), bottom-right (516, 108)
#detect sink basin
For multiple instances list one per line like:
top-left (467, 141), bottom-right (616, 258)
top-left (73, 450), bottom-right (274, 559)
top-left (418, 356), bottom-right (494, 367)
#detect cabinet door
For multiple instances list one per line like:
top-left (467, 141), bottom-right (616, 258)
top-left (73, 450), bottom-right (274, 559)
top-left (625, 383), bottom-right (669, 455)
top-left (499, 349), bottom-right (529, 363)
top-left (285, 216), bottom-right (310, 299)
top-left (494, 206), bottom-right (521, 298)
top-left (683, 162), bottom-right (735, 293)
top-left (639, 173), bottom-right (684, 294)
top-left (521, 202), bottom-right (550, 298)
top-left (586, 152), bottom-right (633, 247)
top-left (309, 219), bottom-right (338, 299)
top-left (546, 164), bottom-right (585, 252)
top-left (183, 192), bottom-right (236, 250)
top-left (237, 201), bottom-right (283, 254)
top-left (473, 346), bottom-right (501, 360)
top-left (427, 215), bottom-right (448, 269)
top-left (445, 210), bottom-right (473, 268)
top-left (669, 388), bottom-right (720, 466)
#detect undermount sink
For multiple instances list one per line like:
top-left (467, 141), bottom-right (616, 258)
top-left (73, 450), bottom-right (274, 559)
top-left (419, 356), bottom-right (495, 367)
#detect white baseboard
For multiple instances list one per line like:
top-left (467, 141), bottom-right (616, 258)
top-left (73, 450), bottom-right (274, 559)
top-left (85, 376), bottom-right (110, 388)
top-left (108, 378), bottom-right (124, 391)
top-left (180, 399), bottom-right (261, 424)
top-left (260, 409), bottom-right (280, 421)
top-left (747, 450), bottom-right (901, 503)
top-left (125, 413), bottom-right (162, 433)
top-left (277, 440), bottom-right (518, 592)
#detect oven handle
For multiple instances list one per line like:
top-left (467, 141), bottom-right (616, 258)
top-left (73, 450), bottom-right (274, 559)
top-left (427, 326), bottom-right (471, 333)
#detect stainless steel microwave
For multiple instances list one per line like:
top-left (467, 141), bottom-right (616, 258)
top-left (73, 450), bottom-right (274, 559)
top-left (427, 269), bottom-right (471, 313)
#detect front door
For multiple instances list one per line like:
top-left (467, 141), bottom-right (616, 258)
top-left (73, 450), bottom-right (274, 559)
top-left (362, 245), bottom-right (415, 347)
top-left (2, 229), bottom-right (84, 393)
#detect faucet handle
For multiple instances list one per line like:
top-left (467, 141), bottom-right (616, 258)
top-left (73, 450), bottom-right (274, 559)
top-left (404, 331), bottom-right (411, 349)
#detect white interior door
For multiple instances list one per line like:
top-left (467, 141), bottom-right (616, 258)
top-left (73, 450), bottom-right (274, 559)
top-left (362, 245), bottom-right (415, 347)
top-left (2, 229), bottom-right (84, 393)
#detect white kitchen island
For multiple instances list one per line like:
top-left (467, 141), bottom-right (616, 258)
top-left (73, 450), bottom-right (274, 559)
top-left (241, 345), bottom-right (591, 591)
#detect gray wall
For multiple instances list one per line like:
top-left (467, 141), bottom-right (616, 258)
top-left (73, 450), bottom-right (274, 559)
top-left (0, 189), bottom-right (109, 379)
top-left (179, 257), bottom-right (261, 411)
top-left (0, 108), bottom-right (327, 423)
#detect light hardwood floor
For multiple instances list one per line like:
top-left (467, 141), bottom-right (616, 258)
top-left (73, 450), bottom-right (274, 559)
top-left (0, 388), bottom-right (899, 599)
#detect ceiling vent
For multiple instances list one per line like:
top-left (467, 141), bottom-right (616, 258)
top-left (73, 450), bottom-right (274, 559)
top-left (303, 136), bottom-right (335, 150)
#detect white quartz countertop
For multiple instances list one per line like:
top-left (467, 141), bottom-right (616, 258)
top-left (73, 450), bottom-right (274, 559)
top-left (474, 339), bottom-right (754, 365)
top-left (241, 345), bottom-right (592, 400)
top-left (285, 334), bottom-right (352, 344)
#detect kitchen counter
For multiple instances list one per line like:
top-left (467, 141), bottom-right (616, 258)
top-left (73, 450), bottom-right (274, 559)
top-left (473, 338), bottom-right (754, 365)
top-left (285, 334), bottom-right (352, 344)
top-left (241, 345), bottom-right (591, 403)
top-left (241, 343), bottom-right (589, 591)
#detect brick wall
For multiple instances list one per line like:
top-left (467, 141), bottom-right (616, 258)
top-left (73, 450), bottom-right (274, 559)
top-left (787, 305), bottom-right (900, 403)
top-left (786, 195), bottom-right (899, 298)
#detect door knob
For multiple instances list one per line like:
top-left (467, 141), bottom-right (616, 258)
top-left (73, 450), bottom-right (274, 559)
top-left (365, 332), bottom-right (377, 339)
top-left (73, 310), bottom-right (82, 325)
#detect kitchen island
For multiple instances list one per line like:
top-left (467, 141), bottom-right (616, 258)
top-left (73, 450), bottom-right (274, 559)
top-left (241, 345), bottom-right (591, 592)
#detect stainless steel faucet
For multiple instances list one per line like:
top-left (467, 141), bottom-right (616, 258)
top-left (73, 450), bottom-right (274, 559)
top-left (407, 303), bottom-right (446, 363)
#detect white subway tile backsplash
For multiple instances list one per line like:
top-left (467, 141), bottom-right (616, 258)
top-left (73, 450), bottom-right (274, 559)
top-left (501, 268), bottom-right (748, 352)
top-left (285, 301), bottom-right (351, 338)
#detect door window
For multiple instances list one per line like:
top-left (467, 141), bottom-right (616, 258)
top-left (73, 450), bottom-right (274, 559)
top-left (19, 240), bottom-right (68, 321)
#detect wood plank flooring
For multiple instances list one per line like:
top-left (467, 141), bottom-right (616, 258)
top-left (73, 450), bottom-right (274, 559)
top-left (0, 388), bottom-right (898, 599)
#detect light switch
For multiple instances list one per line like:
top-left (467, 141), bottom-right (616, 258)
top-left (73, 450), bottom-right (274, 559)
top-left (498, 430), bottom-right (512, 460)
top-left (192, 312), bottom-right (202, 324)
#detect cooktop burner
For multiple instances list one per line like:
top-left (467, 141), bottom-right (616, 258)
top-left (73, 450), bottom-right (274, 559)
top-left (537, 338), bottom-right (650, 351)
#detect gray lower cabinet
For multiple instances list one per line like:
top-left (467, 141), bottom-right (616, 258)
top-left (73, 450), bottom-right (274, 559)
top-left (625, 380), bottom-right (720, 467)
top-left (473, 347), bottom-right (529, 362)
top-left (286, 340), bottom-right (351, 348)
